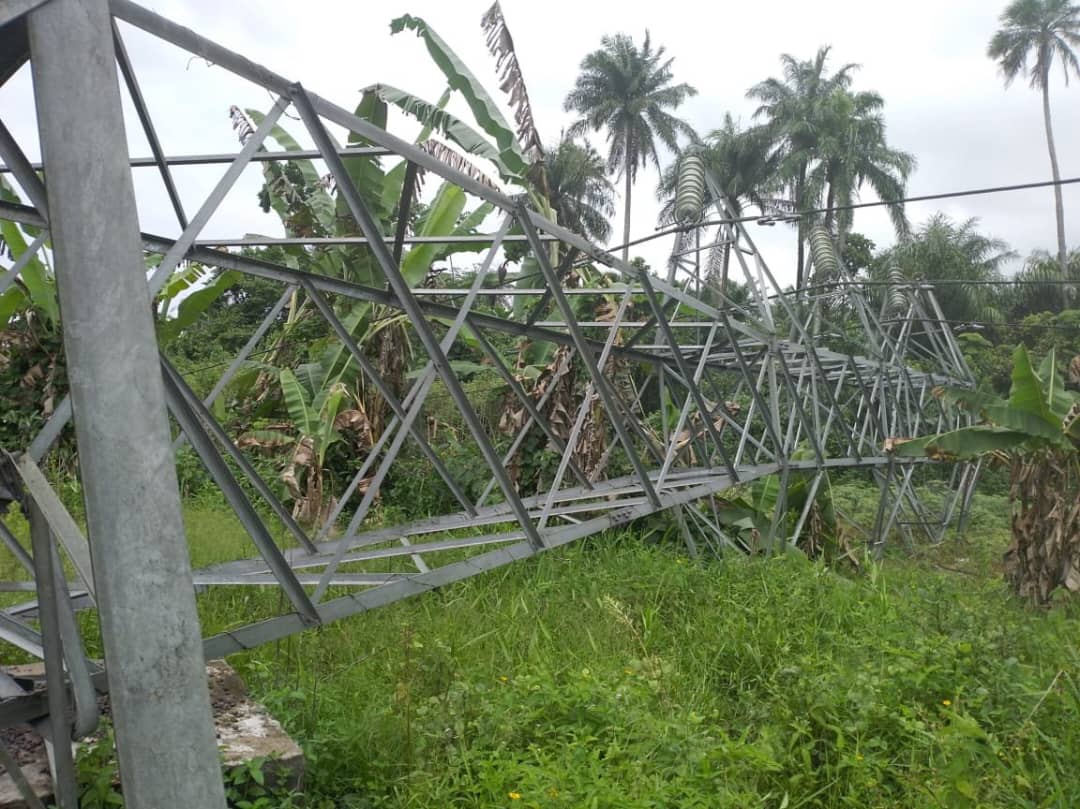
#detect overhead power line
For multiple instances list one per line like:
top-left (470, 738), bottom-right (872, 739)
top-left (625, 175), bottom-right (1080, 252)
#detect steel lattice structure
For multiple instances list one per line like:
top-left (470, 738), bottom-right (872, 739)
top-left (0, 1), bottom-right (978, 805)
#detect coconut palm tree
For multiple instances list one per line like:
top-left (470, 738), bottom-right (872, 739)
top-left (564, 32), bottom-right (698, 261)
top-left (544, 134), bottom-right (616, 244)
top-left (988, 0), bottom-right (1080, 274)
top-left (748, 47), bottom-right (859, 288)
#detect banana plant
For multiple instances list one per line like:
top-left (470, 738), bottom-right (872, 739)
top-left (0, 177), bottom-right (57, 328)
top-left (711, 448), bottom-right (847, 561)
top-left (894, 345), bottom-right (1079, 604)
top-left (277, 369), bottom-right (350, 527)
top-left (381, 7), bottom-right (546, 206)
top-left (379, 6), bottom-right (568, 320)
top-left (242, 346), bottom-right (374, 527)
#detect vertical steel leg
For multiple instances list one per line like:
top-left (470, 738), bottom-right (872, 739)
top-left (27, 2), bottom-right (227, 805)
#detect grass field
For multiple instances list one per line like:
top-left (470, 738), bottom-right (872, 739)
top-left (5, 487), bottom-right (1079, 808)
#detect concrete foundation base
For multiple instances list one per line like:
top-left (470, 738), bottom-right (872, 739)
top-left (0, 660), bottom-right (303, 808)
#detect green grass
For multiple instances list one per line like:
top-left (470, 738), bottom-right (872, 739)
top-left (201, 498), bottom-right (1080, 809)
top-left (8, 489), bottom-right (1080, 807)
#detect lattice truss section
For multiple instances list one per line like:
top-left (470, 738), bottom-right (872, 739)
top-left (0, 0), bottom-right (976, 769)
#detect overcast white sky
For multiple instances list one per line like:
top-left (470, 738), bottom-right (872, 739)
top-left (2, 0), bottom-right (1078, 287)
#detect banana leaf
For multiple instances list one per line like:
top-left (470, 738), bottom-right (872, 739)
top-left (368, 83), bottom-right (522, 182)
top-left (0, 217), bottom-right (57, 325)
top-left (389, 15), bottom-right (530, 180)
top-left (158, 270), bottom-right (241, 343)
top-left (894, 425), bottom-right (1031, 460)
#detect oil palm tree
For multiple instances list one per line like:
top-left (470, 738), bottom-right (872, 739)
top-left (544, 134), bottom-right (616, 244)
top-left (871, 213), bottom-right (1016, 325)
top-left (564, 32), bottom-right (697, 261)
top-left (1007, 248), bottom-right (1080, 316)
top-left (748, 46), bottom-right (859, 288)
top-left (988, 0), bottom-right (1080, 274)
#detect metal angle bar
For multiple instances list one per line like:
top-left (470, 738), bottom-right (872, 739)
top-left (196, 234), bottom-right (557, 247)
top-left (0, 146), bottom-right (394, 172)
top-left (196, 456), bottom-right (925, 580)
top-left (789, 472), bottom-right (825, 546)
top-left (195, 572), bottom-right (408, 587)
top-left (300, 279), bottom-right (477, 521)
top-left (292, 88), bottom-right (543, 551)
top-left (695, 370), bottom-right (771, 463)
top-left (0, 118), bottom-right (48, 217)
top-left (0, 232), bottom-right (47, 297)
top-left (205, 467), bottom-right (723, 576)
top-left (161, 355), bottom-right (316, 553)
top-left (408, 286), bottom-right (646, 296)
top-left (533, 320), bottom-right (720, 329)
top-left (0, 581), bottom-right (82, 592)
top-left (191, 285), bottom-right (294, 426)
top-left (639, 271), bottom-right (739, 479)
top-left (302, 531), bottom-right (524, 567)
top-left (473, 346), bottom-right (579, 509)
top-left (110, 0), bottom-right (517, 207)
top-left (25, 503), bottom-right (97, 739)
top-left (800, 336), bottom-right (858, 460)
top-left (27, 1), bottom-right (227, 800)
top-left (684, 500), bottom-right (745, 554)
top-left (732, 361), bottom-right (768, 466)
top-left (522, 247), bottom-right (580, 330)
top-left (0, 0), bottom-right (52, 28)
top-left (0, 611), bottom-right (44, 658)
top-left (25, 502), bottom-right (77, 809)
top-left (0, 200), bottom-right (666, 370)
top-left (390, 162), bottom-right (419, 263)
top-left (517, 207), bottom-right (661, 509)
top-left (657, 324), bottom-right (719, 489)
top-left (471, 327), bottom-right (591, 490)
top-left (304, 194), bottom-right (508, 554)
top-left (199, 465), bottom-right (777, 659)
top-left (146, 95), bottom-right (288, 294)
top-left (112, 21), bottom-right (187, 229)
top-left (538, 289), bottom-right (633, 528)
top-left (0, 519), bottom-right (33, 573)
top-left (11, 454), bottom-right (95, 598)
top-left (925, 291), bottom-right (973, 383)
top-left (306, 257), bottom-right (494, 499)
top-left (25, 95), bottom-right (289, 463)
top-left (0, 740), bottom-right (48, 809)
top-left (720, 315), bottom-right (785, 461)
top-left (160, 361), bottom-right (320, 623)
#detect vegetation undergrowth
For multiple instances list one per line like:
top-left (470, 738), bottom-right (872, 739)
top-left (151, 491), bottom-right (1078, 809)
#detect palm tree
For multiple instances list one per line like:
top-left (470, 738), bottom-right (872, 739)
top-left (807, 89), bottom-right (915, 254)
top-left (748, 47), bottom-right (859, 288)
top-left (656, 116), bottom-right (775, 288)
top-left (544, 134), bottom-right (616, 244)
top-left (564, 31), bottom-right (697, 261)
top-left (988, 0), bottom-right (1080, 274)
top-left (872, 213), bottom-right (1016, 325)
top-left (1007, 248), bottom-right (1080, 316)
top-left (657, 114), bottom-right (775, 220)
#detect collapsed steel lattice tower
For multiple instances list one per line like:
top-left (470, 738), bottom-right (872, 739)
top-left (0, 1), bottom-right (977, 804)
